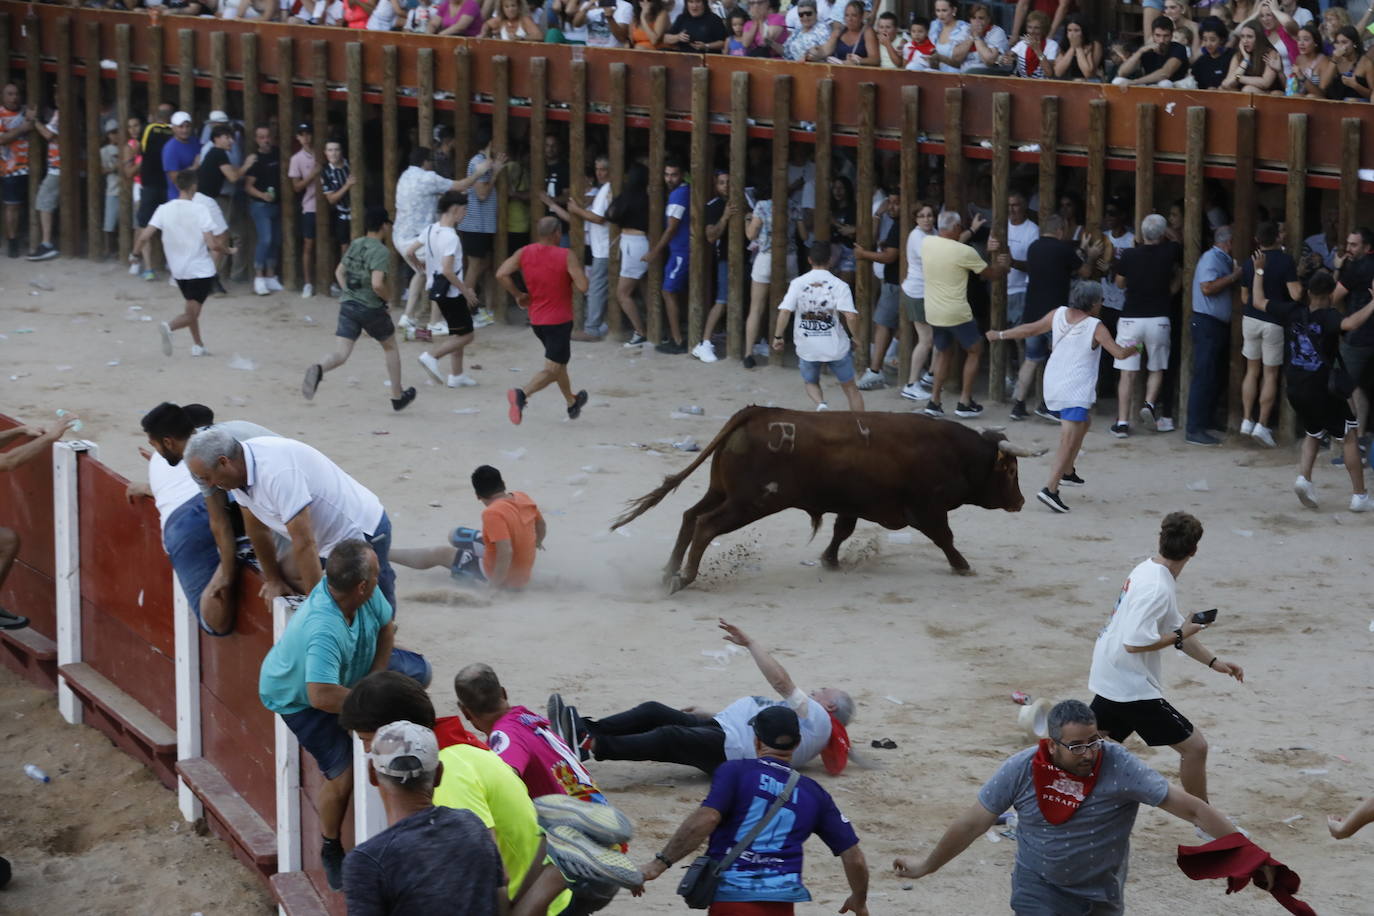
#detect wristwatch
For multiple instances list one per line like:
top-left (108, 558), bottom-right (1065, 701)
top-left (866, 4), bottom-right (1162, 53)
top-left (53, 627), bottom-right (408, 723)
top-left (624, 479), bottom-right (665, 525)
top-left (654, 852), bottom-right (673, 867)
top-left (1173, 627), bottom-right (1185, 649)
top-left (1255, 268), bottom-right (1265, 276)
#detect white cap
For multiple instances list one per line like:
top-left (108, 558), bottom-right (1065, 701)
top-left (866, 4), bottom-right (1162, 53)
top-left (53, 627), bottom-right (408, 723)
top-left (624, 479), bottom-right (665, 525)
top-left (170, 111), bottom-right (192, 127)
top-left (208, 110), bottom-right (229, 124)
top-left (369, 721), bottom-right (439, 782)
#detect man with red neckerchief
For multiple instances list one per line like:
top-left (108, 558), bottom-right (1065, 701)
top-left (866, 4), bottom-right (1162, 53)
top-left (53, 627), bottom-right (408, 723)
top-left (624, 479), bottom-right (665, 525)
top-left (894, 699), bottom-right (1274, 915)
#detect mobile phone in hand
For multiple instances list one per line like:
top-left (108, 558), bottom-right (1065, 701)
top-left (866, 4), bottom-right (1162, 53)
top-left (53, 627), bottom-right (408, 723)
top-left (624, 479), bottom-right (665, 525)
top-left (1191, 609), bottom-right (1218, 625)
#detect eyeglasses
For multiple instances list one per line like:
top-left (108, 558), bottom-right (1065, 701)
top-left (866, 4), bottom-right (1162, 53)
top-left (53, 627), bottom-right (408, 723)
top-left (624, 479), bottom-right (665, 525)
top-left (1055, 737), bottom-right (1104, 757)
top-left (798, 8), bottom-right (814, 14)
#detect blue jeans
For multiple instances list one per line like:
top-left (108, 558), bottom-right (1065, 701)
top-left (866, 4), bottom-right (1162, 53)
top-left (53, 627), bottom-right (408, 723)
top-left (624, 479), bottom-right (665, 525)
top-left (365, 512), bottom-right (397, 615)
top-left (163, 495), bottom-right (230, 636)
top-left (249, 199), bottom-right (281, 271)
top-left (586, 256), bottom-right (609, 334)
top-left (1186, 314), bottom-right (1229, 436)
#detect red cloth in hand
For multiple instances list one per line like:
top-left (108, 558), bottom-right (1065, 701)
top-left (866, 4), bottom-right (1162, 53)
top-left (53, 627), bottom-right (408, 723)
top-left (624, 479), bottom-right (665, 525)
top-left (434, 715), bottom-right (489, 751)
top-left (1176, 832), bottom-right (1315, 916)
top-left (821, 714), bottom-right (850, 775)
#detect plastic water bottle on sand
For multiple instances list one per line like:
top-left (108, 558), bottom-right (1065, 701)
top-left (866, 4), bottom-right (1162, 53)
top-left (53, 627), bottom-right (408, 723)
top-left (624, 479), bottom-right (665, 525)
top-left (24, 764), bottom-right (49, 783)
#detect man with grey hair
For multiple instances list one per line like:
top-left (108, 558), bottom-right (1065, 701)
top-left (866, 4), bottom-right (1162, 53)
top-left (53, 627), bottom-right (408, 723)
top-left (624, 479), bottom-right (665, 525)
top-left (343, 720), bottom-right (510, 915)
top-left (259, 540), bottom-right (432, 890)
top-left (1186, 226), bottom-right (1243, 447)
top-left (551, 618), bottom-right (856, 776)
top-left (184, 428), bottom-right (398, 611)
top-left (921, 208), bottom-right (1010, 418)
top-left (895, 699), bottom-right (1260, 914)
top-left (542, 155), bottom-right (613, 342)
top-left (1112, 212), bottom-right (1182, 437)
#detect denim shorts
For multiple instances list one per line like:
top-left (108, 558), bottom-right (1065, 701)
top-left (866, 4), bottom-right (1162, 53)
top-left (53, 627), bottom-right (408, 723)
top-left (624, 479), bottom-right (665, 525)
top-left (799, 351), bottom-right (856, 385)
top-left (932, 319), bottom-right (981, 351)
top-left (1025, 330), bottom-right (1052, 362)
top-left (874, 283), bottom-right (900, 329)
top-left (163, 495), bottom-right (229, 636)
top-left (281, 647), bottom-right (432, 779)
top-left (0, 174), bottom-right (25, 206)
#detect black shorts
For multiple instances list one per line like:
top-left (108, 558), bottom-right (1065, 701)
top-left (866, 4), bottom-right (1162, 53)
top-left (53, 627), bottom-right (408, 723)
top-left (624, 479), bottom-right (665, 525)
top-left (435, 294), bottom-right (474, 336)
top-left (332, 217), bottom-right (352, 247)
top-left (1287, 375), bottom-right (1357, 440)
top-left (458, 230), bottom-right (493, 259)
top-left (176, 276), bottom-right (216, 304)
top-left (1090, 695), bottom-right (1194, 747)
top-left (301, 210), bottom-right (317, 240)
top-left (532, 321), bottom-right (573, 365)
top-left (336, 300), bottom-right (395, 342)
top-left (137, 184), bottom-right (167, 228)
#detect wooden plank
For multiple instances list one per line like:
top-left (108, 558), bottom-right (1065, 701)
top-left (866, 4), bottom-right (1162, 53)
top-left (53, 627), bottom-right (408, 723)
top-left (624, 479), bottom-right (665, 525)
top-left (178, 27), bottom-right (194, 116)
top-left (855, 82), bottom-right (876, 365)
top-left (1279, 112), bottom-right (1307, 443)
top-left (172, 574), bottom-right (201, 823)
top-left (347, 42), bottom-right (364, 236)
top-left (270, 871), bottom-right (331, 916)
top-left (0, 626), bottom-right (58, 662)
top-left (727, 70), bottom-right (747, 359)
top-left (277, 36), bottom-right (296, 292)
top-left (898, 85), bottom-right (917, 386)
top-left (1339, 117), bottom-right (1360, 245)
top-left (84, 20), bottom-right (102, 260)
top-left (417, 46), bottom-right (434, 157)
top-left (1038, 95), bottom-right (1057, 221)
top-left (209, 31), bottom-right (226, 118)
top-left (53, 443), bottom-right (82, 725)
top-left (176, 757), bottom-right (277, 865)
top-left (943, 87), bottom-right (962, 220)
top-left (240, 33), bottom-right (258, 141)
top-left (453, 46), bottom-right (471, 162)
top-left (689, 67), bottom-right (709, 349)
top-left (116, 24), bottom-right (132, 262)
top-left (813, 78), bottom-right (833, 247)
top-left (1229, 108), bottom-right (1255, 433)
top-left (1085, 99), bottom-right (1106, 239)
top-left (60, 662), bottom-right (176, 751)
top-left (607, 62), bottom-right (626, 338)
top-left (769, 73), bottom-right (791, 358)
top-left (529, 56), bottom-right (547, 226)
top-left (491, 54), bottom-right (510, 323)
top-left (989, 91), bottom-right (1010, 403)
top-left (1179, 106), bottom-right (1204, 433)
top-left (646, 65), bottom-right (667, 346)
top-left (1134, 102), bottom-right (1156, 233)
top-left (569, 59), bottom-right (587, 331)
top-left (312, 41), bottom-right (329, 293)
top-left (147, 23), bottom-right (164, 114)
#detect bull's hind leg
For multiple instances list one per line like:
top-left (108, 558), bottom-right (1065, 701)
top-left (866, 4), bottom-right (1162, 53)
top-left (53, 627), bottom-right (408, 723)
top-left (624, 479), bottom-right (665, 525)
top-left (908, 509), bottom-right (971, 573)
top-left (821, 515), bottom-right (857, 569)
top-left (665, 490), bottom-right (725, 584)
top-left (674, 503), bottom-right (764, 592)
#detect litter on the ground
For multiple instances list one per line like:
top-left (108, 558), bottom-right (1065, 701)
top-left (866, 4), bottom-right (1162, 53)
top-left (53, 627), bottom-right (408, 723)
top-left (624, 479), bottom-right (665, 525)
top-left (1186, 480), bottom-right (1209, 491)
top-left (673, 437), bottom-right (700, 451)
top-left (1232, 529), bottom-right (1254, 538)
top-left (1297, 768), bottom-right (1328, 776)
top-left (1281, 814), bottom-right (1304, 825)
top-left (883, 695), bottom-right (904, 705)
top-left (452, 407), bottom-right (480, 415)
top-left (228, 354), bottom-right (258, 371)
top-left (502, 447), bottom-right (527, 460)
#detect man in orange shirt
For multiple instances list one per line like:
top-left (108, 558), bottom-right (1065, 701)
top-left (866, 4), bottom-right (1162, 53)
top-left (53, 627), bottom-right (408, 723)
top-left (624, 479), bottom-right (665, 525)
top-left (0, 83), bottom-right (34, 259)
top-left (391, 465), bottom-right (544, 590)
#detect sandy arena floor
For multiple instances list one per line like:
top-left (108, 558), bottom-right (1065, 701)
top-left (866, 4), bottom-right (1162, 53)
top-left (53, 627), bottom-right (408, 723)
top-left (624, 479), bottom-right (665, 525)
top-left (1, 257), bottom-right (1371, 914)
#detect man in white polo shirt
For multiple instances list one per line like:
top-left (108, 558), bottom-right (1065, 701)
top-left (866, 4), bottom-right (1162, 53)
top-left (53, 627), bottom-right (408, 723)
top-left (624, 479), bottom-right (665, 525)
top-left (183, 427), bottom-right (398, 612)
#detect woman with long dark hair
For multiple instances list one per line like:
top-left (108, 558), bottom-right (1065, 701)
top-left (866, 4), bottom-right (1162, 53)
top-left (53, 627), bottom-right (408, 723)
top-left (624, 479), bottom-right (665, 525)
top-left (606, 162), bottom-right (650, 345)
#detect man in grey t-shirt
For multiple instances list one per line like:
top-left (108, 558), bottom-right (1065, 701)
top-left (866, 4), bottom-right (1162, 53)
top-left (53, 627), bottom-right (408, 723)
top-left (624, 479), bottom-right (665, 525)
top-left (895, 700), bottom-right (1252, 915)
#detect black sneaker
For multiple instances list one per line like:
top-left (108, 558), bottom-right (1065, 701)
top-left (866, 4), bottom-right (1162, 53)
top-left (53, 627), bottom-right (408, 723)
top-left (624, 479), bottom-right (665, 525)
top-left (546, 693), bottom-right (573, 747)
top-left (655, 339), bottom-right (687, 355)
top-left (320, 836), bottom-right (345, 891)
top-left (1110, 422), bottom-right (1130, 439)
top-left (0, 607), bottom-right (29, 630)
top-left (954, 400), bottom-right (984, 418)
top-left (1034, 402), bottom-right (1059, 422)
top-left (1037, 487), bottom-right (1070, 513)
top-left (1060, 470), bottom-right (1086, 487)
top-left (302, 364), bottom-right (323, 400)
top-left (391, 386), bottom-right (417, 411)
top-left (26, 242), bottom-right (58, 261)
top-left (567, 389), bottom-right (589, 420)
top-left (623, 331), bottom-right (647, 348)
top-left (1009, 400), bottom-right (1029, 421)
top-left (1139, 401), bottom-right (1158, 425)
top-left (923, 401), bottom-right (945, 417)
top-left (742, 355), bottom-right (756, 369)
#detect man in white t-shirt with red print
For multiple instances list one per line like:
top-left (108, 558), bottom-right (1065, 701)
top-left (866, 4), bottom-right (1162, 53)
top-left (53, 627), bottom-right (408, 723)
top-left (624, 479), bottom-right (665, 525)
top-left (772, 242), bottom-right (866, 412)
top-left (1088, 512), bottom-right (1243, 803)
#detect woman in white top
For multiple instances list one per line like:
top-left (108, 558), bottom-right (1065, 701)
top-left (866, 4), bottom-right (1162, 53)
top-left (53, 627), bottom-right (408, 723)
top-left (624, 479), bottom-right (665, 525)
top-left (987, 280), bottom-right (1139, 514)
top-left (482, 0), bottom-right (544, 39)
top-left (1006, 10), bottom-right (1059, 78)
top-left (365, 0), bottom-right (404, 28)
top-left (899, 202), bottom-right (937, 400)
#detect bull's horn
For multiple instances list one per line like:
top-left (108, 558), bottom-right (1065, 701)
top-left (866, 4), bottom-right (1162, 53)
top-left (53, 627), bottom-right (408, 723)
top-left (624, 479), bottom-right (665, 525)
top-left (980, 425), bottom-right (1007, 435)
top-left (998, 440), bottom-right (1048, 458)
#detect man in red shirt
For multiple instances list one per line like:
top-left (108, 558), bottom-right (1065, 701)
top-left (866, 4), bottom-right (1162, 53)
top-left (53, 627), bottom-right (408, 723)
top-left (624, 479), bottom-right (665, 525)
top-left (496, 216), bottom-right (591, 426)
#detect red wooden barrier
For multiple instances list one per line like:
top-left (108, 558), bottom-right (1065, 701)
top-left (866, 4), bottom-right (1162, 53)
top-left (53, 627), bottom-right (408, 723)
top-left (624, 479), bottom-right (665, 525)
top-left (0, 412), bottom-right (58, 686)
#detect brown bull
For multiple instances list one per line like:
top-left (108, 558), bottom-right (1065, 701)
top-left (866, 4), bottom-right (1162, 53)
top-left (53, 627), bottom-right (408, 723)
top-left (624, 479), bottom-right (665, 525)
top-left (612, 406), bottom-right (1044, 591)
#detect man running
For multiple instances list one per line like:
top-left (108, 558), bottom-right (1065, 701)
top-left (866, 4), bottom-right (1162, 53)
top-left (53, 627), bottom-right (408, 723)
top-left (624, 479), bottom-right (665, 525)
top-left (302, 205), bottom-right (417, 412)
top-left (404, 190), bottom-right (480, 389)
top-left (497, 216), bottom-right (590, 426)
top-left (136, 171), bottom-right (228, 358)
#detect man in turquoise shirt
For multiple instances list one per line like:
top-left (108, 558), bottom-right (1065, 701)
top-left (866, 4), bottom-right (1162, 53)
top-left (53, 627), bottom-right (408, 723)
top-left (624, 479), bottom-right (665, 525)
top-left (259, 539), bottom-right (431, 891)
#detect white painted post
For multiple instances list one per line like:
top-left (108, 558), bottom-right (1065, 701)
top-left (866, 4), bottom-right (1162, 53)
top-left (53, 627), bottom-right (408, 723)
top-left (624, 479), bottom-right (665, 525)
top-left (273, 596), bottom-right (302, 874)
top-left (53, 440), bottom-right (96, 725)
top-left (173, 571), bottom-right (203, 822)
top-left (353, 734), bottom-right (385, 843)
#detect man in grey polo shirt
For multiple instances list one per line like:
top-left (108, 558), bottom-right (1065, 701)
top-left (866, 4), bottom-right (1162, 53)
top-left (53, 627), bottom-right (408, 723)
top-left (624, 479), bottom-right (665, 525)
top-left (895, 699), bottom-right (1252, 915)
top-left (1185, 226), bottom-right (1243, 447)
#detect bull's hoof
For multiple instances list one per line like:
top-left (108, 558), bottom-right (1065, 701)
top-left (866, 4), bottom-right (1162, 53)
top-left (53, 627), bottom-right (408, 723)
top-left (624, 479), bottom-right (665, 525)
top-left (668, 574), bottom-right (687, 594)
top-left (821, 555), bottom-right (840, 571)
top-left (951, 566), bottom-right (975, 577)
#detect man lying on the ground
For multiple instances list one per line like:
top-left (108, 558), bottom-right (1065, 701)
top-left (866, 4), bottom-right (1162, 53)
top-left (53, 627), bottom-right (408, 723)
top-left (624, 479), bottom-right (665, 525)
top-left (0, 414), bottom-right (79, 630)
top-left (550, 619), bottom-right (855, 775)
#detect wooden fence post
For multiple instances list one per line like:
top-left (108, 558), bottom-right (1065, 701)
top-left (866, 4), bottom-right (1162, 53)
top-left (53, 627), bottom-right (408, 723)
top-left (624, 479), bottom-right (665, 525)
top-left (84, 20), bottom-right (102, 260)
top-left (1085, 99), bottom-right (1106, 238)
top-left (813, 78), bottom-right (833, 246)
top-left (384, 44), bottom-right (399, 298)
top-left (1178, 106), bottom-right (1204, 434)
top-left (147, 22), bottom-right (164, 113)
top-left (172, 573), bottom-right (202, 822)
top-left (689, 66), bottom-right (709, 349)
top-left (453, 46), bottom-right (471, 162)
top-left (116, 23), bottom-right (132, 262)
top-left (1279, 112), bottom-right (1308, 443)
top-left (347, 41), bottom-right (364, 238)
top-left (898, 85), bottom-right (918, 386)
top-left (989, 91), bottom-right (1010, 403)
top-left (417, 47), bottom-right (434, 156)
top-left (210, 31), bottom-right (226, 117)
top-left (769, 73), bottom-right (790, 364)
top-left (1339, 118), bottom-right (1360, 246)
top-left (241, 34), bottom-right (258, 142)
top-left (727, 70), bottom-right (748, 359)
top-left (276, 36), bottom-right (297, 291)
top-left (1134, 102), bottom-right (1156, 232)
top-left (25, 17), bottom-right (42, 253)
top-left (943, 88), bottom-right (962, 220)
top-left (0, 10), bottom-right (8, 84)
top-left (647, 65), bottom-right (667, 346)
top-left (312, 40), bottom-right (330, 293)
top-left (569, 59), bottom-right (587, 331)
top-left (529, 57), bottom-right (547, 226)
top-left (855, 82), bottom-right (876, 365)
top-left (55, 17), bottom-right (77, 259)
top-left (607, 63), bottom-right (626, 338)
top-left (178, 28), bottom-right (194, 117)
top-left (1039, 96), bottom-right (1057, 222)
top-left (492, 54), bottom-right (510, 322)
top-left (1229, 108), bottom-right (1255, 432)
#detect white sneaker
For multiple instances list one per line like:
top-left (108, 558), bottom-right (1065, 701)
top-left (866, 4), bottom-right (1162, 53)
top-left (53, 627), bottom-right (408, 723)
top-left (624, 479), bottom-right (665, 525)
top-left (752, 341), bottom-right (771, 357)
top-left (301, 283), bottom-right (314, 299)
top-left (1351, 493), bottom-right (1372, 513)
top-left (815, 402), bottom-right (829, 411)
top-left (1239, 418), bottom-right (1255, 436)
top-left (168, 275), bottom-right (178, 288)
top-left (1294, 476), bottom-right (1318, 509)
top-left (417, 351), bottom-right (444, 383)
top-left (448, 373), bottom-right (479, 388)
top-left (472, 308), bottom-right (495, 328)
top-left (159, 321), bottom-right (173, 356)
top-left (427, 321), bottom-right (450, 336)
top-left (900, 382), bottom-right (931, 402)
top-left (265, 276), bottom-right (284, 292)
top-left (189, 345), bottom-right (207, 357)
top-left (691, 341), bottom-right (718, 363)
top-left (128, 261), bottom-right (141, 276)
top-left (253, 277), bottom-right (269, 296)
top-left (1252, 425), bottom-right (1276, 448)
top-left (1156, 417), bottom-right (1176, 433)
top-left (857, 368), bottom-right (885, 390)
top-left (398, 314), bottom-right (417, 331)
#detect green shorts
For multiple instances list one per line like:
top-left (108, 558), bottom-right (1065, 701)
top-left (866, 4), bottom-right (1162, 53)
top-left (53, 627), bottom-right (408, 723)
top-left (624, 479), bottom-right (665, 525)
top-left (901, 292), bottom-right (926, 325)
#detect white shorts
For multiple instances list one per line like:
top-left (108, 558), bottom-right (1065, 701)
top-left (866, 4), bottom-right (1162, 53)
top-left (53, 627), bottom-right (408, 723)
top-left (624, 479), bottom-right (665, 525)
top-left (1241, 315), bottom-right (1283, 367)
top-left (1114, 316), bottom-right (1171, 372)
top-left (394, 235), bottom-right (421, 263)
top-left (619, 233), bottom-right (649, 280)
top-left (197, 196), bottom-right (229, 235)
top-left (750, 250), bottom-right (796, 285)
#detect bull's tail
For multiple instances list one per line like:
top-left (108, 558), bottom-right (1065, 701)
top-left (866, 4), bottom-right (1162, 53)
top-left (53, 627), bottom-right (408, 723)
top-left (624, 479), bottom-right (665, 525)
top-left (610, 406), bottom-right (760, 530)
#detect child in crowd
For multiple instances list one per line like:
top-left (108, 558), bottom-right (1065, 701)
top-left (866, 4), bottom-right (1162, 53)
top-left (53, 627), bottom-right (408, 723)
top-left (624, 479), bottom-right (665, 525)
top-left (726, 8), bottom-right (750, 55)
top-left (875, 11), bottom-right (906, 68)
top-left (404, 0), bottom-right (438, 31)
top-left (100, 119), bottom-right (120, 256)
top-left (904, 16), bottom-right (936, 69)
